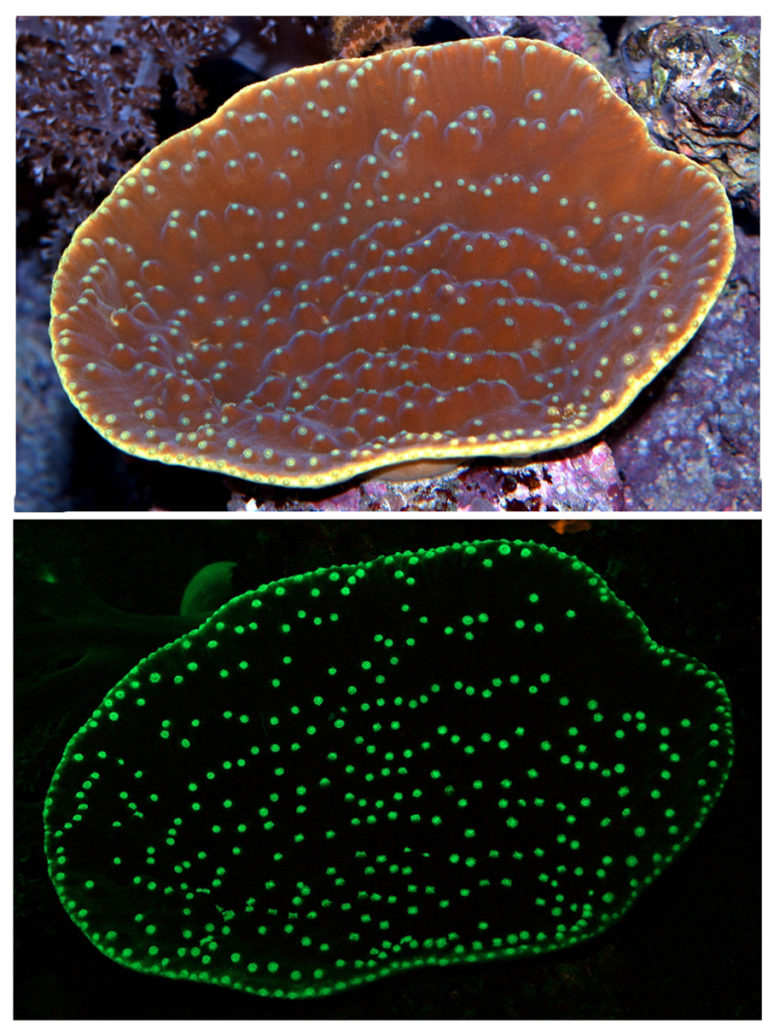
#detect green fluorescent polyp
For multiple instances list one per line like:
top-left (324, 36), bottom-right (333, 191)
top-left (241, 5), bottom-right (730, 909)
top-left (43, 539), bottom-right (734, 999)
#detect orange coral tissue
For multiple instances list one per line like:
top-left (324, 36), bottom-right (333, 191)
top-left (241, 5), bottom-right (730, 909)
top-left (50, 36), bottom-right (735, 487)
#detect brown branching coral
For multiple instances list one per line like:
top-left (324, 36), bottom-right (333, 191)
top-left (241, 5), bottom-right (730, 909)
top-left (49, 36), bottom-right (735, 489)
top-left (330, 16), bottom-right (426, 58)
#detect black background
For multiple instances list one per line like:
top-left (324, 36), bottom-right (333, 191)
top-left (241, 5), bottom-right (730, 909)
top-left (14, 518), bottom-right (760, 1018)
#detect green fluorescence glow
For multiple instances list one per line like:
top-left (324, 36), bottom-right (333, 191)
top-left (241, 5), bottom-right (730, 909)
top-left (43, 538), bottom-right (734, 1000)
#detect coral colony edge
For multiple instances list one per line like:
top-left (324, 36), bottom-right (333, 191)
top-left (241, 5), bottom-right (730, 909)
top-left (49, 36), bottom-right (735, 488)
top-left (44, 539), bottom-right (734, 999)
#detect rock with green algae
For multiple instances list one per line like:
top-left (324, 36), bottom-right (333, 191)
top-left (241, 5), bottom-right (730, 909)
top-left (43, 538), bottom-right (734, 998)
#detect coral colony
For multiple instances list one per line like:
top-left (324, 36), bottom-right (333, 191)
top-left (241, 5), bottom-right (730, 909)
top-left (44, 540), bottom-right (734, 998)
top-left (49, 37), bottom-right (734, 487)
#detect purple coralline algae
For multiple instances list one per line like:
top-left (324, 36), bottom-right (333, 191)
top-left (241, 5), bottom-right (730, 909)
top-left (609, 225), bottom-right (759, 510)
top-left (228, 442), bottom-right (624, 513)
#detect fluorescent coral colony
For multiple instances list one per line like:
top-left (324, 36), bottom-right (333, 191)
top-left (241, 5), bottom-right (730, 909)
top-left (44, 540), bottom-right (734, 998)
top-left (48, 34), bottom-right (736, 489)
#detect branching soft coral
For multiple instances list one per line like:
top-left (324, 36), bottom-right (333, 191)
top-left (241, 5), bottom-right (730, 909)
top-left (17, 16), bottom-right (230, 259)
